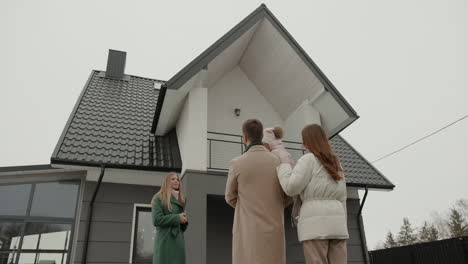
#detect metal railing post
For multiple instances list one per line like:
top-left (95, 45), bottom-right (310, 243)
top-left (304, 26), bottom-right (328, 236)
top-left (209, 139), bottom-right (212, 169)
top-left (240, 135), bottom-right (243, 154)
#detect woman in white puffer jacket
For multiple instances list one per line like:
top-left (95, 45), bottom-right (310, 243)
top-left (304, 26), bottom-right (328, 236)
top-left (277, 124), bottom-right (348, 264)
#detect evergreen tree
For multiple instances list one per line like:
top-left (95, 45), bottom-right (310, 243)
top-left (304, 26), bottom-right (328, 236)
top-left (448, 208), bottom-right (468, 237)
top-left (419, 221), bottom-right (431, 242)
top-left (428, 224), bottom-right (439, 241)
top-left (419, 221), bottom-right (439, 242)
top-left (397, 217), bottom-right (418, 246)
top-left (455, 199), bottom-right (468, 221)
top-left (384, 231), bottom-right (398, 248)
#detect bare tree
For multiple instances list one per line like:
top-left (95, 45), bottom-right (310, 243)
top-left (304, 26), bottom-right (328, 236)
top-left (430, 211), bottom-right (450, 239)
top-left (455, 199), bottom-right (468, 220)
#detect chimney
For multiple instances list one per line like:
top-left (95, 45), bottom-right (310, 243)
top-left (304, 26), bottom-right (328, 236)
top-left (105, 49), bottom-right (126, 79)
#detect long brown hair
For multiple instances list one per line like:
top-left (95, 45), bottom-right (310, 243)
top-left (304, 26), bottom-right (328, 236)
top-left (302, 124), bottom-right (344, 182)
top-left (151, 172), bottom-right (185, 211)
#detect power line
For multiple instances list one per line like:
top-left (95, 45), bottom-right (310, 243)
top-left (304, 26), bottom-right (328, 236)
top-left (372, 113), bottom-right (468, 164)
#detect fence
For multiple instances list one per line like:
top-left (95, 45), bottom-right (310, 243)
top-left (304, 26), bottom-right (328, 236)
top-left (207, 131), bottom-right (305, 171)
top-left (369, 236), bottom-right (468, 264)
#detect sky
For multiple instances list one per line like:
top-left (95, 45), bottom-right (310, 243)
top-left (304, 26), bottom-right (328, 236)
top-left (1, 0), bottom-right (467, 249)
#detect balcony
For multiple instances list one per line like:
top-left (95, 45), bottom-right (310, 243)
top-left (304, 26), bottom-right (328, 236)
top-left (207, 131), bottom-right (305, 171)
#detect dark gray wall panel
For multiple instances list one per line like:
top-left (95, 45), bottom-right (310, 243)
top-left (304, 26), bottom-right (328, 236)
top-left (183, 172), bottom-right (227, 264)
top-left (347, 199), bottom-right (361, 214)
top-left (207, 195), bottom-right (234, 264)
top-left (348, 228), bottom-right (365, 246)
top-left (82, 182), bottom-right (157, 203)
top-left (286, 243), bottom-right (304, 264)
top-left (74, 241), bottom-right (130, 263)
top-left (77, 221), bottom-right (132, 242)
top-left (346, 199), bottom-right (368, 264)
top-left (348, 245), bottom-right (365, 262)
top-left (347, 213), bottom-right (359, 227)
top-left (80, 202), bottom-right (134, 222)
top-left (74, 182), bottom-right (156, 264)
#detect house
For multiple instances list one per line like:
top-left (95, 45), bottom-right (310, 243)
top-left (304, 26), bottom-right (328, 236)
top-left (0, 4), bottom-right (394, 264)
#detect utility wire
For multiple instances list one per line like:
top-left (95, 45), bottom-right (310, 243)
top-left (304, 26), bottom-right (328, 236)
top-left (372, 113), bottom-right (468, 164)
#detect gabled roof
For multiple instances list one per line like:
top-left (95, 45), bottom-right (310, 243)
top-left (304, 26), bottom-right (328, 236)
top-left (50, 66), bottom-right (392, 189)
top-left (331, 136), bottom-right (394, 190)
top-left (51, 71), bottom-right (182, 172)
top-left (153, 4), bottom-right (359, 137)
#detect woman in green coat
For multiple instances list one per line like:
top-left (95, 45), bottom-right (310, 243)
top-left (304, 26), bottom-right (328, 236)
top-left (152, 172), bottom-right (188, 264)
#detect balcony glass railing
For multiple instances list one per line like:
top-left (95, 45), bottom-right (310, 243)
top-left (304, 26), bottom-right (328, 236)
top-left (207, 131), bottom-right (305, 171)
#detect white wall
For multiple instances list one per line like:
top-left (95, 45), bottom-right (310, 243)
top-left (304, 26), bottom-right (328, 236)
top-left (207, 66), bottom-right (283, 135)
top-left (156, 75), bottom-right (197, 135)
top-left (312, 92), bottom-right (349, 135)
top-left (284, 101), bottom-right (321, 142)
top-left (176, 87), bottom-right (208, 173)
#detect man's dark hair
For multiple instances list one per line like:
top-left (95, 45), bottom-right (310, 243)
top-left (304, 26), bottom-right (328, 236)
top-left (242, 119), bottom-right (263, 142)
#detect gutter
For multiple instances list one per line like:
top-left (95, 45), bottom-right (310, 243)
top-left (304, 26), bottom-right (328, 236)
top-left (51, 158), bottom-right (181, 173)
top-left (357, 186), bottom-right (370, 264)
top-left (83, 165), bottom-right (106, 264)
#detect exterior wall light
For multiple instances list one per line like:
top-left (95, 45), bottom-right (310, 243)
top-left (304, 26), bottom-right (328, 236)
top-left (234, 108), bottom-right (241, 117)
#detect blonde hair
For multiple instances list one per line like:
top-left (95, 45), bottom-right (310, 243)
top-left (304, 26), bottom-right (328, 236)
top-left (151, 172), bottom-right (185, 211)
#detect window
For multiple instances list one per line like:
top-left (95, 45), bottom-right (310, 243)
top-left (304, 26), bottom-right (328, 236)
top-left (130, 205), bottom-right (156, 264)
top-left (0, 180), bottom-right (80, 264)
top-left (0, 222), bottom-right (23, 264)
top-left (0, 184), bottom-right (32, 216)
top-left (30, 182), bottom-right (79, 218)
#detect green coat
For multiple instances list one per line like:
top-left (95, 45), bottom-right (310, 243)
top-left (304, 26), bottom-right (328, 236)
top-left (152, 194), bottom-right (187, 264)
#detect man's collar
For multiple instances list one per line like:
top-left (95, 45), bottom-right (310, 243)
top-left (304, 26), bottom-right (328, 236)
top-left (244, 141), bottom-right (265, 153)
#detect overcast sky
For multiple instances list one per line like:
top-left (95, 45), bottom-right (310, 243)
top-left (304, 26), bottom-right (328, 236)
top-left (2, 0), bottom-right (467, 248)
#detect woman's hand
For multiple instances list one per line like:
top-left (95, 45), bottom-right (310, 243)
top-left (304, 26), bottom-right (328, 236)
top-left (179, 213), bottom-right (188, 224)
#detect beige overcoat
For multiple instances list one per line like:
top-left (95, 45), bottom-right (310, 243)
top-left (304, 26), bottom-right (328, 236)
top-left (225, 145), bottom-right (291, 264)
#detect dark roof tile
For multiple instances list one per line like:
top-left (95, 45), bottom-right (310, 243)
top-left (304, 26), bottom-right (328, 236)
top-left (52, 71), bottom-right (181, 171)
top-left (331, 135), bottom-right (394, 189)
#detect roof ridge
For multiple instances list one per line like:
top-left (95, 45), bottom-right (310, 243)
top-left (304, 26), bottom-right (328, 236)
top-left (93, 69), bottom-right (166, 83)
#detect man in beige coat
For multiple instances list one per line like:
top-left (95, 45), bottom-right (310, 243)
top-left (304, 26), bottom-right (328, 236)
top-left (225, 119), bottom-right (291, 264)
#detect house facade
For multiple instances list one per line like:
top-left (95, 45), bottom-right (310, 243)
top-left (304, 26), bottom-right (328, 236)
top-left (0, 4), bottom-right (394, 264)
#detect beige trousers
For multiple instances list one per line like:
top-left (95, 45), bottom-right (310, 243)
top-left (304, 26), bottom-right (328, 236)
top-left (302, 239), bottom-right (347, 264)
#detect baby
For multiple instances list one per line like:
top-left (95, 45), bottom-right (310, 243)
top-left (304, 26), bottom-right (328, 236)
top-left (263, 126), bottom-right (301, 226)
top-left (262, 126), bottom-right (296, 168)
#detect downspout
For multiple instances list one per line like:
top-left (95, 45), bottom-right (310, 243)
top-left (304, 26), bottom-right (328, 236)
top-left (83, 164), bottom-right (106, 264)
top-left (357, 186), bottom-right (370, 264)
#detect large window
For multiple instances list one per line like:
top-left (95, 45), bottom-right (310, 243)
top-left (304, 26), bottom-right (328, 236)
top-left (0, 180), bottom-right (80, 264)
top-left (130, 205), bottom-right (156, 264)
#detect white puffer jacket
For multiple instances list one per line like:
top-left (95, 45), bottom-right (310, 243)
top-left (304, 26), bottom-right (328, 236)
top-left (277, 153), bottom-right (348, 241)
